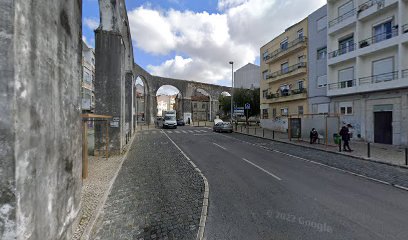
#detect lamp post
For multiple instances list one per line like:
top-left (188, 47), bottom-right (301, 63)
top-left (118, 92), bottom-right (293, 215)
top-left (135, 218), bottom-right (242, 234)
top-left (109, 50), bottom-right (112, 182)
top-left (229, 61), bottom-right (234, 123)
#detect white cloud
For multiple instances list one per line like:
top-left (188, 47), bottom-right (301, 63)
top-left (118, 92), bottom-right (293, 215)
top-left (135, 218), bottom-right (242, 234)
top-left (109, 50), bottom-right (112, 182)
top-left (84, 17), bottom-right (99, 30)
top-left (128, 0), bottom-right (326, 86)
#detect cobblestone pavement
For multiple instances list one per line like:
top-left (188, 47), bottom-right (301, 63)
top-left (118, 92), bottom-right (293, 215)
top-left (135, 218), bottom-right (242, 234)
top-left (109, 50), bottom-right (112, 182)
top-left (72, 155), bottom-right (124, 240)
top-left (226, 132), bottom-right (408, 189)
top-left (91, 131), bottom-right (204, 239)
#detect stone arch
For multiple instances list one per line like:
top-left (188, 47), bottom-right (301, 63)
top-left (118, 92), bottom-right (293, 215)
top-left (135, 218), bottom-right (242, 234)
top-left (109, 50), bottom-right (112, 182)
top-left (155, 85), bottom-right (183, 120)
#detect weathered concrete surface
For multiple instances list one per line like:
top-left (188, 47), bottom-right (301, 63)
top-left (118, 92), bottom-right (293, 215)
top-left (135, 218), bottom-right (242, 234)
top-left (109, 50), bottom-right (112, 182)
top-left (0, 0), bottom-right (83, 239)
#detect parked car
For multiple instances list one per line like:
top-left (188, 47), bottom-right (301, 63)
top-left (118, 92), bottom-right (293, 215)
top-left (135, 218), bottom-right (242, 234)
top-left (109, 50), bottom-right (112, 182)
top-left (177, 119), bottom-right (185, 126)
top-left (213, 122), bottom-right (233, 133)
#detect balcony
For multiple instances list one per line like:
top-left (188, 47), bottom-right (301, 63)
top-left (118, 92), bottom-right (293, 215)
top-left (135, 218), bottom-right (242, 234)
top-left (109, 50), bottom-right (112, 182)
top-left (402, 69), bottom-right (408, 78)
top-left (359, 71), bottom-right (398, 85)
top-left (265, 88), bottom-right (307, 103)
top-left (358, 28), bottom-right (398, 49)
top-left (328, 8), bottom-right (356, 35)
top-left (265, 62), bottom-right (307, 82)
top-left (328, 44), bottom-right (356, 59)
top-left (357, 0), bottom-right (398, 20)
top-left (403, 24), bottom-right (408, 34)
top-left (329, 9), bottom-right (356, 28)
top-left (263, 37), bottom-right (308, 64)
top-left (328, 79), bottom-right (356, 90)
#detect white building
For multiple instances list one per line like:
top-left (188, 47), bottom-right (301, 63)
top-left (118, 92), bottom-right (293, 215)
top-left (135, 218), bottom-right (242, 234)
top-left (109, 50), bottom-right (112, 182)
top-left (234, 63), bottom-right (260, 89)
top-left (327, 0), bottom-right (408, 145)
top-left (82, 41), bottom-right (95, 112)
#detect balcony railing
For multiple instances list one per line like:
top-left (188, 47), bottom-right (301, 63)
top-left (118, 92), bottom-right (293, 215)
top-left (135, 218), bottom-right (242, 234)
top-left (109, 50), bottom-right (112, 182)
top-left (403, 24), bottom-right (408, 34)
top-left (359, 71), bottom-right (398, 85)
top-left (265, 62), bottom-right (307, 80)
top-left (402, 69), bottom-right (408, 78)
top-left (357, 0), bottom-right (385, 14)
top-left (328, 79), bottom-right (356, 90)
top-left (263, 37), bottom-right (308, 62)
top-left (329, 8), bottom-right (356, 28)
top-left (266, 88), bottom-right (307, 99)
top-left (328, 44), bottom-right (356, 59)
top-left (359, 28), bottom-right (398, 48)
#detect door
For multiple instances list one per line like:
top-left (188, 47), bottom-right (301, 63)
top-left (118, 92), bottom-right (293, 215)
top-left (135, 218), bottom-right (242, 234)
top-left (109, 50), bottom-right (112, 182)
top-left (374, 111), bottom-right (392, 144)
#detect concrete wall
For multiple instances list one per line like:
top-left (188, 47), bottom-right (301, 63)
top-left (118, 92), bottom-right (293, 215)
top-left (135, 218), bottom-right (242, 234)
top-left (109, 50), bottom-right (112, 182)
top-left (234, 63), bottom-right (260, 89)
top-left (308, 5), bottom-right (331, 113)
top-left (0, 0), bottom-right (83, 239)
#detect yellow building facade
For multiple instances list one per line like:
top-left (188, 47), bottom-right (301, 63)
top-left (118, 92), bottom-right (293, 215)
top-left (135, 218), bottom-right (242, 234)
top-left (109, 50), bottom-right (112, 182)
top-left (260, 18), bottom-right (309, 121)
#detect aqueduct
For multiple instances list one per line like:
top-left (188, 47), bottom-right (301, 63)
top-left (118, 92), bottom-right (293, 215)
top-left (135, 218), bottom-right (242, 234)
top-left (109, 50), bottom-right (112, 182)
top-left (94, 0), bottom-right (231, 154)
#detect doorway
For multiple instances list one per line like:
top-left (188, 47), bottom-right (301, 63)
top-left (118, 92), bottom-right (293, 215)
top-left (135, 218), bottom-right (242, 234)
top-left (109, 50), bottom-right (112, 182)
top-left (374, 111), bottom-right (392, 144)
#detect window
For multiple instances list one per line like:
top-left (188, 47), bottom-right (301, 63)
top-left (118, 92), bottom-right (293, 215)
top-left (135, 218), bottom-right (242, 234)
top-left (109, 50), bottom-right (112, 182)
top-left (317, 47), bottom-right (327, 60)
top-left (317, 103), bottom-right (329, 114)
top-left (339, 35), bottom-right (354, 54)
top-left (262, 90), bottom-right (268, 99)
top-left (372, 57), bottom-right (394, 82)
top-left (263, 51), bottom-right (269, 60)
top-left (281, 62), bottom-right (289, 74)
top-left (298, 55), bottom-right (305, 63)
top-left (280, 38), bottom-right (288, 50)
top-left (297, 80), bottom-right (304, 90)
top-left (281, 108), bottom-right (288, 116)
top-left (297, 29), bottom-right (304, 39)
top-left (202, 104), bottom-right (206, 109)
top-left (338, 67), bottom-right (354, 88)
top-left (339, 102), bottom-right (353, 115)
top-left (317, 75), bottom-right (327, 87)
top-left (193, 103), bottom-right (197, 108)
top-left (262, 70), bottom-right (268, 80)
top-left (373, 20), bottom-right (393, 44)
top-left (262, 109), bottom-right (268, 119)
top-left (280, 84), bottom-right (290, 96)
top-left (317, 16), bottom-right (327, 31)
top-left (338, 1), bottom-right (354, 17)
top-left (272, 108), bottom-right (277, 118)
top-left (298, 106), bottom-right (304, 115)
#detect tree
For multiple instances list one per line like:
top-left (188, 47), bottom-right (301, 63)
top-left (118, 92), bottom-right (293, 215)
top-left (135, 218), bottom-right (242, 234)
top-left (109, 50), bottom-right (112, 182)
top-left (233, 88), bottom-right (260, 120)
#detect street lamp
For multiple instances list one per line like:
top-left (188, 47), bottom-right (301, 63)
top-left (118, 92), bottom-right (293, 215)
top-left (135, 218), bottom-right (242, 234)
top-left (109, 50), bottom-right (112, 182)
top-left (229, 61), bottom-right (234, 123)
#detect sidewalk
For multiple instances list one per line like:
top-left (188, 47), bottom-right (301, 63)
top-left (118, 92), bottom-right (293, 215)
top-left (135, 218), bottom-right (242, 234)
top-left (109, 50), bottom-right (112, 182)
top-left (235, 126), bottom-right (408, 168)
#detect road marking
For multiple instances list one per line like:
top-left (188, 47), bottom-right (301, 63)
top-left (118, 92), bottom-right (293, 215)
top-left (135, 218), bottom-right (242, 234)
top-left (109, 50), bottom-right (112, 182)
top-left (182, 130), bottom-right (188, 133)
top-left (188, 130), bottom-right (195, 133)
top-left (194, 130), bottom-right (201, 133)
top-left (194, 134), bottom-right (212, 136)
top-left (151, 131), bottom-right (157, 134)
top-left (161, 130), bottom-right (209, 239)
top-left (242, 158), bottom-right (282, 181)
top-left (174, 130), bottom-right (180, 133)
top-left (217, 133), bottom-right (408, 191)
top-left (212, 142), bottom-right (227, 150)
top-left (167, 131), bottom-right (173, 133)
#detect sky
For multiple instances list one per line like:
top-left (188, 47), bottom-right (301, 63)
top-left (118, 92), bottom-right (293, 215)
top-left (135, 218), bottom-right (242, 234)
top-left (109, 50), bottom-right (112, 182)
top-left (82, 0), bottom-right (326, 94)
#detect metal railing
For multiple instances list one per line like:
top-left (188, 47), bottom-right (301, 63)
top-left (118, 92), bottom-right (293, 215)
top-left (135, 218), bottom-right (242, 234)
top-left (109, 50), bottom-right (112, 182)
top-left (357, 0), bottom-right (385, 14)
top-left (359, 71), bottom-right (399, 85)
top-left (359, 28), bottom-right (398, 48)
top-left (265, 62), bottom-right (307, 80)
top-left (266, 88), bottom-right (307, 99)
top-left (403, 24), bottom-right (408, 34)
top-left (329, 8), bottom-right (356, 28)
top-left (263, 36), bottom-right (308, 62)
top-left (328, 79), bottom-right (356, 90)
top-left (328, 43), bottom-right (356, 59)
top-left (402, 69), bottom-right (408, 78)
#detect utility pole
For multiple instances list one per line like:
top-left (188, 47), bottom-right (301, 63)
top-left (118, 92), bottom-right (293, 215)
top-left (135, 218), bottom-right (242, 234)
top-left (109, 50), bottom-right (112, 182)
top-left (229, 61), bottom-right (234, 123)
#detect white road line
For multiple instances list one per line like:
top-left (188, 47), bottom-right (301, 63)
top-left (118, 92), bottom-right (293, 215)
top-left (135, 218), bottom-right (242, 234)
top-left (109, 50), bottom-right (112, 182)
top-left (161, 130), bottom-right (209, 239)
top-left (242, 158), bottom-right (282, 181)
top-left (212, 142), bottom-right (227, 150)
top-left (151, 131), bottom-right (157, 134)
top-left (182, 130), bottom-right (188, 133)
top-left (175, 130), bottom-right (180, 133)
top-left (167, 131), bottom-right (173, 133)
top-left (200, 130), bottom-right (207, 133)
top-left (188, 130), bottom-right (195, 133)
top-left (194, 130), bottom-right (201, 133)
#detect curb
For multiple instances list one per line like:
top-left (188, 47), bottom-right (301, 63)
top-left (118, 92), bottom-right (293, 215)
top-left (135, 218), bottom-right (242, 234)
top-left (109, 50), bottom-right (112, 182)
top-left (233, 130), bottom-right (408, 170)
top-left (162, 131), bottom-right (209, 240)
top-left (81, 133), bottom-right (137, 240)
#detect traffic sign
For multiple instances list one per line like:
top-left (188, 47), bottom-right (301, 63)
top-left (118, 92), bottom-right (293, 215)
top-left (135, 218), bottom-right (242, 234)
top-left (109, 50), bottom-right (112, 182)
top-left (245, 103), bottom-right (251, 109)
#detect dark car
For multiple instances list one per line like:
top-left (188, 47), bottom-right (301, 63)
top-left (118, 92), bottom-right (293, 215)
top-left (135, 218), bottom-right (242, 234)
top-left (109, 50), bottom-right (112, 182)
top-left (213, 122), bottom-right (233, 133)
top-left (177, 119), bottom-right (185, 126)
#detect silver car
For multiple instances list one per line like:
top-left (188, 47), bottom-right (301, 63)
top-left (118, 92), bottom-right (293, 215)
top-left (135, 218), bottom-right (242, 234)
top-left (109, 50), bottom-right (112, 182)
top-left (213, 122), bottom-right (233, 133)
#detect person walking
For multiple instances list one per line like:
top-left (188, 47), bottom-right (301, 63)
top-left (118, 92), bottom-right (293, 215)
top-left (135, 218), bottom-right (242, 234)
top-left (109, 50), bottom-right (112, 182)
top-left (310, 128), bottom-right (318, 144)
top-left (339, 124), bottom-right (353, 151)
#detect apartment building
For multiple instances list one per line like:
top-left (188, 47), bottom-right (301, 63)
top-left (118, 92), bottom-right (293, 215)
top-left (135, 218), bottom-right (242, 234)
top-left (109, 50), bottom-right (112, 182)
top-left (327, 0), bottom-right (408, 145)
top-left (82, 41), bottom-right (95, 113)
top-left (234, 63), bottom-right (260, 89)
top-left (308, 5), bottom-right (331, 114)
top-left (260, 18), bottom-right (309, 131)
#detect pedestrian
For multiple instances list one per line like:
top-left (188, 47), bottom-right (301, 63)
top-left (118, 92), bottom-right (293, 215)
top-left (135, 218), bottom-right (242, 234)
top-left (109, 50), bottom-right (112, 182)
top-left (310, 128), bottom-right (318, 144)
top-left (187, 118), bottom-right (191, 125)
top-left (339, 124), bottom-right (353, 152)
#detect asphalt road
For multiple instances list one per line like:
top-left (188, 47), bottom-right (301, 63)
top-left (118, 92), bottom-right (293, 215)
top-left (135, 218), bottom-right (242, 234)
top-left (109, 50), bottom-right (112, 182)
top-left (164, 126), bottom-right (408, 240)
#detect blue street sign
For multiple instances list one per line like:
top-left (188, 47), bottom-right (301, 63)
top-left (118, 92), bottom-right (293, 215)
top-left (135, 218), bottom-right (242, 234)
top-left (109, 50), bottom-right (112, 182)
top-left (245, 103), bottom-right (251, 109)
